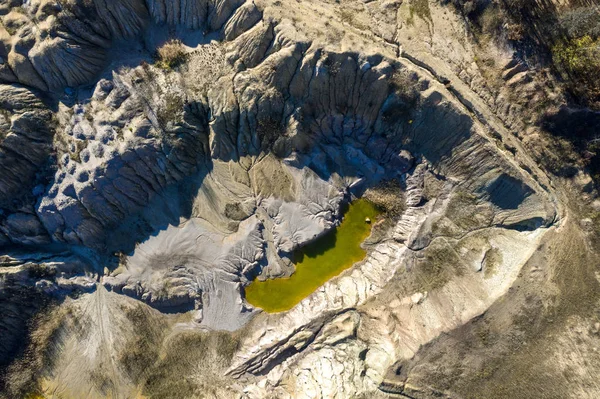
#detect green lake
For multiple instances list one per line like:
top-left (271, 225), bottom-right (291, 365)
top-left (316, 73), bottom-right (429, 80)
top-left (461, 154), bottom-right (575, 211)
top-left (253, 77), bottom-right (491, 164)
top-left (245, 199), bottom-right (381, 313)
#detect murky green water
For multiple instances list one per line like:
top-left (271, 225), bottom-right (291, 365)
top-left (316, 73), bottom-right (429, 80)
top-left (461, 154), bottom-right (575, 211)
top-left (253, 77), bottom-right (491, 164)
top-left (245, 199), bottom-right (381, 313)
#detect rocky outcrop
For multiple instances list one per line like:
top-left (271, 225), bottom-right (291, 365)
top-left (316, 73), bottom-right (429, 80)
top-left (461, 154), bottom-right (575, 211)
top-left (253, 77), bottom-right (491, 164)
top-left (37, 71), bottom-right (211, 249)
top-left (0, 0), bottom-right (255, 91)
top-left (0, 1), bottom-right (566, 398)
top-left (25, 14), bottom-right (553, 309)
top-left (0, 84), bottom-right (52, 211)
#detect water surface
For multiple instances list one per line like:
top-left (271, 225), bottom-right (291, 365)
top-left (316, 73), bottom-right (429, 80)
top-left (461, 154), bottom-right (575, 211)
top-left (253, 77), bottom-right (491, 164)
top-left (245, 199), bottom-right (381, 313)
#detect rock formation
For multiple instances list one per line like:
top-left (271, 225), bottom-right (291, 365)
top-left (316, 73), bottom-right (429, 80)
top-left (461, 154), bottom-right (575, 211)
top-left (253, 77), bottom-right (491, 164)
top-left (0, 0), bottom-right (597, 398)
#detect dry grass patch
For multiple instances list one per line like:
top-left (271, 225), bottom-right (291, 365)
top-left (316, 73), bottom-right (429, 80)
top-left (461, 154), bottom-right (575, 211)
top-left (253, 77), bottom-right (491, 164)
top-left (416, 240), bottom-right (466, 291)
top-left (141, 330), bottom-right (241, 399)
top-left (156, 40), bottom-right (188, 70)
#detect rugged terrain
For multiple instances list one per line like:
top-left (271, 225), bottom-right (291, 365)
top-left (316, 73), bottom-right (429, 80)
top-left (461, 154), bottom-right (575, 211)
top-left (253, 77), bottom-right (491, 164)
top-left (0, 0), bottom-right (598, 398)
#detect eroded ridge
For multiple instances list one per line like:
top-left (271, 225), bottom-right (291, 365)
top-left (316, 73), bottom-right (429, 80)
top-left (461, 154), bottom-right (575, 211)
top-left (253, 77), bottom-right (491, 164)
top-left (0, 1), bottom-right (564, 398)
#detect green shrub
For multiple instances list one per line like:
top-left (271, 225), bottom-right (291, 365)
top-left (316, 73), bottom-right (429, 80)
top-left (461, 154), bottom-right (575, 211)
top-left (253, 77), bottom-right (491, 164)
top-left (558, 7), bottom-right (600, 40)
top-left (552, 35), bottom-right (600, 107)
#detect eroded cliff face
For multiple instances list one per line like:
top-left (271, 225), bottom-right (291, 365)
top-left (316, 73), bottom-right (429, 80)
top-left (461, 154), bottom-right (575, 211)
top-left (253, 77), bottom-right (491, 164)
top-left (0, 1), bottom-right (597, 398)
